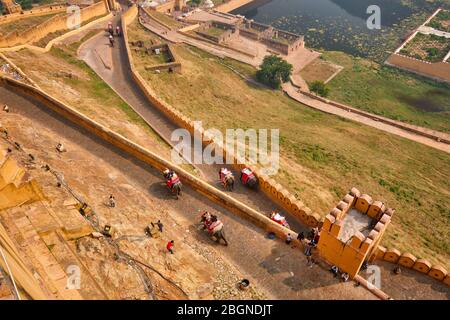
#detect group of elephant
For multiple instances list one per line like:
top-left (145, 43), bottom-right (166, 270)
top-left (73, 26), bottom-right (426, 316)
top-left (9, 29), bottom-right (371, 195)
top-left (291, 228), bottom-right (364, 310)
top-left (163, 167), bottom-right (258, 199)
top-left (162, 167), bottom-right (259, 246)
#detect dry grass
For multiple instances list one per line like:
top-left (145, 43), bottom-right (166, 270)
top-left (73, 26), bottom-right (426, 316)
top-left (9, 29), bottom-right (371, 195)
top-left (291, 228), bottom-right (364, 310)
top-left (146, 10), bottom-right (183, 29)
top-left (300, 57), bottom-right (342, 83)
top-left (0, 12), bottom-right (59, 36)
top-left (129, 23), bottom-right (450, 269)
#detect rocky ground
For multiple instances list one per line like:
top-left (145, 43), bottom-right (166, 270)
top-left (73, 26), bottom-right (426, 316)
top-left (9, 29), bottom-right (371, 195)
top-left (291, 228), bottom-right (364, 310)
top-left (0, 93), bottom-right (268, 300)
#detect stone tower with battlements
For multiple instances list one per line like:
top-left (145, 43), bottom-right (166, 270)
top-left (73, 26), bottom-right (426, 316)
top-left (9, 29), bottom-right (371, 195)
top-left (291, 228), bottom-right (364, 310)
top-left (317, 187), bottom-right (395, 278)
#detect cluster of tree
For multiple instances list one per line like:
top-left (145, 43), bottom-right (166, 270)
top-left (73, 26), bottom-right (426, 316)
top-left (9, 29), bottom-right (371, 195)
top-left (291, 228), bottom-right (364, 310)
top-left (309, 80), bottom-right (329, 97)
top-left (256, 55), bottom-right (293, 89)
top-left (18, 0), bottom-right (33, 10)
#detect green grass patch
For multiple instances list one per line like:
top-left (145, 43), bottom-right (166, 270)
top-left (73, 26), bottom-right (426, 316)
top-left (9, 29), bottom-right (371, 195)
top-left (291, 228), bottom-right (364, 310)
top-left (322, 51), bottom-right (450, 133)
top-left (131, 34), bottom-right (450, 269)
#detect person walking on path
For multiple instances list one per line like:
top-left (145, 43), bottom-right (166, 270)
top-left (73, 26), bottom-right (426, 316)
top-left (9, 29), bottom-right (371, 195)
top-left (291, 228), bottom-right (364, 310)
top-left (304, 240), bottom-right (314, 267)
top-left (156, 220), bottom-right (163, 233)
top-left (285, 233), bottom-right (292, 245)
top-left (108, 194), bottom-right (116, 208)
top-left (166, 240), bottom-right (174, 254)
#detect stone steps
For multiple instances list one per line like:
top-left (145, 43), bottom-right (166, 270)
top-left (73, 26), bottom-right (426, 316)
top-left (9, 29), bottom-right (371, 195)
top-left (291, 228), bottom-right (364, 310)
top-left (40, 230), bottom-right (109, 299)
top-left (2, 205), bottom-right (84, 299)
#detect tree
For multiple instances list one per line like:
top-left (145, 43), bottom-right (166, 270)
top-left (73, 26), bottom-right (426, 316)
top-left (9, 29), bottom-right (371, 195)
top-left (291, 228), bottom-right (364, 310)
top-left (309, 81), bottom-right (329, 97)
top-left (188, 0), bottom-right (202, 6)
top-left (256, 55), bottom-right (293, 89)
top-left (16, 0), bottom-right (32, 10)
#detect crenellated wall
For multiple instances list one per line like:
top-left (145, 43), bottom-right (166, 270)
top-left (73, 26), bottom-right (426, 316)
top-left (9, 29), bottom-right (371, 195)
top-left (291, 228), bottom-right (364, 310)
top-left (0, 1), bottom-right (108, 48)
top-left (0, 4), bottom-right (66, 25)
top-left (0, 75), bottom-right (298, 245)
top-left (317, 187), bottom-right (394, 278)
top-left (123, 4), bottom-right (322, 228)
top-left (373, 245), bottom-right (450, 286)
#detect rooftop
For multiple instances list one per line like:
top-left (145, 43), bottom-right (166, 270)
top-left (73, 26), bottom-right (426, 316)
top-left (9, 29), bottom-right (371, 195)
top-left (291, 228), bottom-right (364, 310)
top-left (337, 208), bottom-right (374, 243)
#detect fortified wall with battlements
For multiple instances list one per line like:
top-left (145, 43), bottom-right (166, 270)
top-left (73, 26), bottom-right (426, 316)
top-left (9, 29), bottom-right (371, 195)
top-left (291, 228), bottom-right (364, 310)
top-left (0, 0), bottom-right (110, 48)
top-left (317, 187), bottom-right (394, 278)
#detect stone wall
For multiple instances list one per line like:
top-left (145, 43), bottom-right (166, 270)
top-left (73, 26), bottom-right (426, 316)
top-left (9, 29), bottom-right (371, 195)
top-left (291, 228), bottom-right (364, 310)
top-left (0, 75), bottom-right (297, 243)
top-left (0, 4), bottom-right (66, 25)
top-left (0, 1), bottom-right (108, 48)
top-left (239, 20), bottom-right (304, 55)
top-left (139, 43), bottom-right (182, 73)
top-left (123, 5), bottom-right (322, 229)
top-left (195, 21), bottom-right (239, 44)
top-left (317, 188), bottom-right (394, 278)
top-left (374, 246), bottom-right (450, 286)
top-left (386, 53), bottom-right (450, 83)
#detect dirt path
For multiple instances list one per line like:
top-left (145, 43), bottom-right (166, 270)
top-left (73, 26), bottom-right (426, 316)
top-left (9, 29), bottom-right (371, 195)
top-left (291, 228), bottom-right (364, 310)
top-left (283, 82), bottom-right (450, 153)
top-left (0, 85), bottom-right (379, 300)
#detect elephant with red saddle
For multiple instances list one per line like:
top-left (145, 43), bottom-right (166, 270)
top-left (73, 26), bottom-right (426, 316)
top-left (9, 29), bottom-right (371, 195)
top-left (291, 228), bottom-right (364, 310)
top-left (200, 211), bottom-right (228, 246)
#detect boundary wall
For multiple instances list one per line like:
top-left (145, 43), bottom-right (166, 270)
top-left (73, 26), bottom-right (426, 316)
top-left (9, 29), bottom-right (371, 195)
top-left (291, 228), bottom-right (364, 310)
top-left (122, 4), bottom-right (323, 229)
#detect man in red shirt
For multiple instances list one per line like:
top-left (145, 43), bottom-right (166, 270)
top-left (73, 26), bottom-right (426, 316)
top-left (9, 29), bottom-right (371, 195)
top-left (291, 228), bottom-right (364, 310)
top-left (166, 240), bottom-right (174, 254)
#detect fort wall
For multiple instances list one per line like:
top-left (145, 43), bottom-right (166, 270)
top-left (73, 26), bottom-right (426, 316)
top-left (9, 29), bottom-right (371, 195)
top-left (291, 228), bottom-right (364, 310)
top-left (195, 21), bottom-right (239, 44)
top-left (125, 6), bottom-right (449, 287)
top-left (373, 245), bottom-right (450, 286)
top-left (386, 53), bottom-right (450, 83)
top-left (123, 4), bottom-right (322, 228)
top-left (239, 20), bottom-right (304, 55)
top-left (0, 1), bottom-right (108, 48)
top-left (0, 4), bottom-right (66, 25)
top-left (317, 187), bottom-right (394, 278)
top-left (0, 75), bottom-right (298, 245)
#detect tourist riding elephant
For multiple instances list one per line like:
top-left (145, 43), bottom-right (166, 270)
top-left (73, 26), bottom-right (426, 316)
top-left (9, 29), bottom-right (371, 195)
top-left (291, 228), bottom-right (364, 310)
top-left (200, 212), bottom-right (228, 246)
top-left (163, 169), bottom-right (182, 199)
top-left (240, 167), bottom-right (258, 189)
top-left (219, 168), bottom-right (235, 191)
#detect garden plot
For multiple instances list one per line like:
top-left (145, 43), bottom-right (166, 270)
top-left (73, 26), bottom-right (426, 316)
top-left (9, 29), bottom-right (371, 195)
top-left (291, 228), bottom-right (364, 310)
top-left (427, 10), bottom-right (450, 33)
top-left (400, 32), bottom-right (450, 62)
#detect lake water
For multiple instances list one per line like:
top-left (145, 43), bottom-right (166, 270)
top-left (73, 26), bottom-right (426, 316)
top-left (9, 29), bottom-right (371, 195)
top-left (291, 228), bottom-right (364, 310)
top-left (234, 0), bottom-right (444, 61)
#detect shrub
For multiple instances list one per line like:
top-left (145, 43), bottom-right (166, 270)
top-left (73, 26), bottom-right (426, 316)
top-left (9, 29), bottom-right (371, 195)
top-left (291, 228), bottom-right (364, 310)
top-left (256, 55), bottom-right (293, 89)
top-left (309, 81), bottom-right (329, 97)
